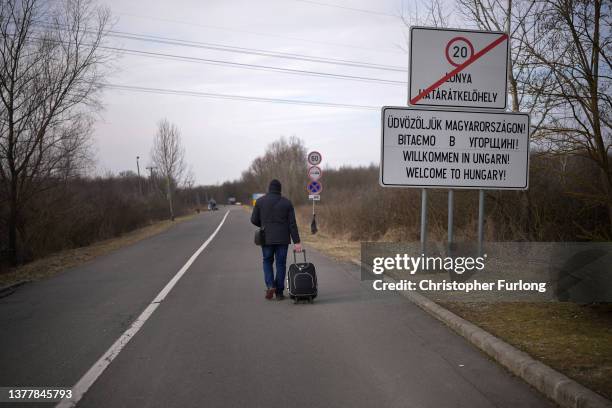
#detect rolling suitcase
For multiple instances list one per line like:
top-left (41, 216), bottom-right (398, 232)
top-left (287, 250), bottom-right (317, 303)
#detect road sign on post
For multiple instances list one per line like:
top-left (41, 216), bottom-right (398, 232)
top-left (306, 152), bottom-right (323, 235)
top-left (380, 106), bottom-right (530, 190)
top-left (307, 151), bottom-right (322, 166)
top-left (308, 166), bottom-right (322, 181)
top-left (409, 27), bottom-right (509, 109)
top-left (307, 180), bottom-right (323, 194)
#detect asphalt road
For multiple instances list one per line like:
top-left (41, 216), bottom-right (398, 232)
top-left (0, 207), bottom-right (556, 408)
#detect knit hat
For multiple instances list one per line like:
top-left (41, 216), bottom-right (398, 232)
top-left (269, 179), bottom-right (282, 193)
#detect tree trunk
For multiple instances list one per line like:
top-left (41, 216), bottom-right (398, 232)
top-left (8, 178), bottom-right (19, 266)
top-left (600, 169), bottom-right (612, 235)
top-left (586, 0), bottom-right (611, 235)
top-left (506, 0), bottom-right (532, 238)
top-left (167, 176), bottom-right (175, 221)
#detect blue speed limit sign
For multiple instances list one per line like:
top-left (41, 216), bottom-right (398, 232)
top-left (306, 180), bottom-right (323, 194)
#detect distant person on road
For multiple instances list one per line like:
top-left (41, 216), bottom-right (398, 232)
top-left (251, 179), bottom-right (302, 301)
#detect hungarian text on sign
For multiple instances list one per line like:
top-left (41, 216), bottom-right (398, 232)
top-left (380, 106), bottom-right (530, 190)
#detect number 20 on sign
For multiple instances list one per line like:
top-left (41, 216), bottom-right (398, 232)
top-left (409, 27), bottom-right (509, 110)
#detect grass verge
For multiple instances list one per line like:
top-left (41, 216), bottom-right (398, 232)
top-left (296, 214), bottom-right (612, 400)
top-left (0, 213), bottom-right (197, 287)
top-left (444, 301), bottom-right (612, 400)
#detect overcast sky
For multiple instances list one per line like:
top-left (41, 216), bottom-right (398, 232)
top-left (94, 0), bottom-right (449, 185)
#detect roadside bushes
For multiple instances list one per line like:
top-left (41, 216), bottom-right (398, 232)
top-left (0, 173), bottom-right (195, 270)
top-left (198, 136), bottom-right (308, 206)
top-left (203, 135), bottom-right (609, 243)
top-left (297, 154), bottom-right (610, 243)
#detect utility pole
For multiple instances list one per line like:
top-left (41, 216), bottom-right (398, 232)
top-left (146, 166), bottom-right (157, 193)
top-left (136, 156), bottom-right (142, 195)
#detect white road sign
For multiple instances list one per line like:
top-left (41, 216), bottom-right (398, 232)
top-left (380, 106), bottom-right (530, 190)
top-left (409, 27), bottom-right (509, 109)
top-left (308, 166), bottom-right (322, 181)
top-left (308, 194), bottom-right (321, 201)
top-left (307, 151), bottom-right (322, 166)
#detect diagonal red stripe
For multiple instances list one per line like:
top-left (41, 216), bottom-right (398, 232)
top-left (409, 33), bottom-right (508, 105)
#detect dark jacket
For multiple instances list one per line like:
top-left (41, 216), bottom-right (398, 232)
top-left (251, 192), bottom-right (300, 245)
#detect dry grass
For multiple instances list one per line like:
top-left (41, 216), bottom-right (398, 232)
top-left (0, 213), bottom-right (197, 287)
top-left (241, 205), bottom-right (360, 262)
top-left (295, 208), bottom-right (612, 400)
top-left (301, 229), bottom-right (360, 263)
top-left (296, 213), bottom-right (360, 262)
top-left (444, 302), bottom-right (612, 400)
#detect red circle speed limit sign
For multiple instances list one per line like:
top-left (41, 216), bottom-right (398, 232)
top-left (445, 37), bottom-right (474, 67)
top-left (307, 151), bottom-right (322, 166)
top-left (308, 166), bottom-right (322, 181)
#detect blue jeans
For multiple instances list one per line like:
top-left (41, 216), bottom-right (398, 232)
top-left (262, 244), bottom-right (289, 294)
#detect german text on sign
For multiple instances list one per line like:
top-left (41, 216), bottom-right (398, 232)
top-left (380, 106), bottom-right (530, 190)
top-left (409, 27), bottom-right (509, 109)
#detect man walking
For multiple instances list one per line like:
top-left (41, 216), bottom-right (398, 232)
top-left (251, 179), bottom-right (302, 300)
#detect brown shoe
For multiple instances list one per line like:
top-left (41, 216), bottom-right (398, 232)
top-left (265, 288), bottom-right (275, 300)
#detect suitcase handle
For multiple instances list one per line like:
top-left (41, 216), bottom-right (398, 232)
top-left (293, 249), bottom-right (306, 263)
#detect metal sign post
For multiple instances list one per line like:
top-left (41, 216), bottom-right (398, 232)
top-left (381, 26), bottom-right (528, 258)
top-left (307, 151), bottom-right (323, 234)
top-left (420, 189), bottom-right (428, 255)
top-left (448, 190), bottom-right (454, 253)
top-left (478, 189), bottom-right (485, 256)
top-left (312, 198), bottom-right (316, 218)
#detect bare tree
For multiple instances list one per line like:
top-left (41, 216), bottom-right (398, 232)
top-left (400, 0), bottom-right (451, 29)
top-left (451, 0), bottom-right (611, 236)
top-left (397, 0), bottom-right (451, 56)
top-left (0, 0), bottom-right (110, 265)
top-left (243, 136), bottom-right (307, 205)
top-left (518, 0), bottom-right (612, 234)
top-left (454, 0), bottom-right (539, 238)
top-left (151, 119), bottom-right (186, 221)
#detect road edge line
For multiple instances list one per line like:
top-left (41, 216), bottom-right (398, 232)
top-left (351, 259), bottom-right (612, 408)
top-left (56, 210), bottom-right (231, 408)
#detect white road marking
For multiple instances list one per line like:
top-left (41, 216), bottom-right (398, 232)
top-left (56, 210), bottom-right (231, 408)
